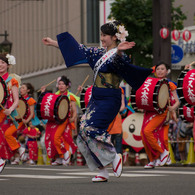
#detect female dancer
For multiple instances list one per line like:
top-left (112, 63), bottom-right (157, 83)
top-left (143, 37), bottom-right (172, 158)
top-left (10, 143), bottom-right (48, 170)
top-left (10, 83), bottom-right (37, 164)
top-left (0, 53), bottom-right (19, 172)
top-left (42, 20), bottom-right (152, 182)
top-left (41, 75), bottom-right (78, 165)
top-left (23, 121), bottom-right (41, 165)
top-left (142, 62), bottom-right (180, 168)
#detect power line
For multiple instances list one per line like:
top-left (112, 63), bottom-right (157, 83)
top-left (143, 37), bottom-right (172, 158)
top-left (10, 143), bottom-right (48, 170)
top-left (0, 2), bottom-right (25, 15)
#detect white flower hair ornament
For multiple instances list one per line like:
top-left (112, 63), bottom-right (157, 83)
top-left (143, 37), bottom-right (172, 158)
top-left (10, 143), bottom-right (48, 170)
top-left (115, 25), bottom-right (129, 43)
top-left (6, 54), bottom-right (16, 65)
top-left (167, 69), bottom-right (171, 75)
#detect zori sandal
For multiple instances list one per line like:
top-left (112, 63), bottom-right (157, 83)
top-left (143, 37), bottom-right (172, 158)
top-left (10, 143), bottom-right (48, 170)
top-left (0, 160), bottom-right (6, 173)
top-left (92, 175), bottom-right (108, 182)
top-left (112, 153), bottom-right (123, 178)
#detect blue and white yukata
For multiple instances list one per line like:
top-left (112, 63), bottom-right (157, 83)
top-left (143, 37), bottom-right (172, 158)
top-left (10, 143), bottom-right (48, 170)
top-left (57, 32), bottom-right (152, 171)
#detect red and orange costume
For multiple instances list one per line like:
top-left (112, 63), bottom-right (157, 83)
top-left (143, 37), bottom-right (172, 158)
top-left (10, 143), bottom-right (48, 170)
top-left (4, 94), bottom-right (36, 153)
top-left (23, 126), bottom-right (41, 161)
top-left (45, 91), bottom-right (77, 159)
top-left (141, 82), bottom-right (177, 162)
top-left (0, 73), bottom-right (19, 159)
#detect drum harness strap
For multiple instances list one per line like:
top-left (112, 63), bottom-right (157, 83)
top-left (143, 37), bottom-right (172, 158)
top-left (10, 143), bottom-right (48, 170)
top-left (4, 76), bottom-right (19, 128)
top-left (5, 76), bottom-right (12, 102)
top-left (0, 77), bottom-right (10, 112)
top-left (5, 76), bottom-right (12, 90)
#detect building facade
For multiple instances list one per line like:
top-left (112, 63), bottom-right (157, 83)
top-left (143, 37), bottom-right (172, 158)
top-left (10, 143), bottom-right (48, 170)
top-left (0, 0), bottom-right (194, 97)
top-left (171, 0), bottom-right (195, 81)
top-left (0, 0), bottom-right (101, 99)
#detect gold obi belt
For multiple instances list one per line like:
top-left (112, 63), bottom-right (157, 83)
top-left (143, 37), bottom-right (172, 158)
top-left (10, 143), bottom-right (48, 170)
top-left (94, 72), bottom-right (121, 89)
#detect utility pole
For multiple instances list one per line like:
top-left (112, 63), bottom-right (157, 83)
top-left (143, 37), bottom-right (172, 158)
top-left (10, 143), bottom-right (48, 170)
top-left (153, 0), bottom-right (171, 68)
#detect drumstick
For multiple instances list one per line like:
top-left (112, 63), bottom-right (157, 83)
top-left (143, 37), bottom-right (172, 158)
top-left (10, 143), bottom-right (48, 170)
top-left (75, 75), bottom-right (90, 96)
top-left (37, 79), bottom-right (56, 93)
top-left (0, 103), bottom-right (14, 121)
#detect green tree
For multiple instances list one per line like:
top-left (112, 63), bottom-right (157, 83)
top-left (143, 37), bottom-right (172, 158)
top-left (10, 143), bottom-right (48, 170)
top-left (109, 0), bottom-right (187, 68)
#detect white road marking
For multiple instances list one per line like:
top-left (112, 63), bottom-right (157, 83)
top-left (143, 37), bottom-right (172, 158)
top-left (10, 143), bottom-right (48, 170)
top-left (59, 172), bottom-right (166, 177)
top-left (128, 170), bottom-right (195, 175)
top-left (5, 167), bottom-right (89, 172)
top-left (0, 174), bottom-right (86, 179)
top-left (1, 166), bottom-right (195, 181)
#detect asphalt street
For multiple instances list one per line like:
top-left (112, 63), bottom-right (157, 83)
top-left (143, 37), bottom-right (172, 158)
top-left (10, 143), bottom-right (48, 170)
top-left (0, 165), bottom-right (195, 195)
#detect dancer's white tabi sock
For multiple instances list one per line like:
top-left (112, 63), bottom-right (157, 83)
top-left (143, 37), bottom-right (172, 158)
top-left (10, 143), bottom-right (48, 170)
top-left (98, 168), bottom-right (109, 179)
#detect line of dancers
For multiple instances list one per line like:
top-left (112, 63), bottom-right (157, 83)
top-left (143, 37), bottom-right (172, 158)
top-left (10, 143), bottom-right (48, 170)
top-left (0, 53), bottom-right (79, 172)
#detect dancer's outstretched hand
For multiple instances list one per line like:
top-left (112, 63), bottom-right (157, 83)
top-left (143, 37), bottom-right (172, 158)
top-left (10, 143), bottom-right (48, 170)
top-left (117, 41), bottom-right (136, 51)
top-left (42, 37), bottom-right (59, 48)
top-left (42, 37), bottom-right (54, 46)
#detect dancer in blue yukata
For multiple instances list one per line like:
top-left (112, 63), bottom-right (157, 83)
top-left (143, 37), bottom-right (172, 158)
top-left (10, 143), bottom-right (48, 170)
top-left (42, 20), bottom-right (152, 182)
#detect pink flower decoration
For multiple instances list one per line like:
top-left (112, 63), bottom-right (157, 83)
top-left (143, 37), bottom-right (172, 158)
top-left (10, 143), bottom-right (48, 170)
top-left (116, 25), bottom-right (129, 42)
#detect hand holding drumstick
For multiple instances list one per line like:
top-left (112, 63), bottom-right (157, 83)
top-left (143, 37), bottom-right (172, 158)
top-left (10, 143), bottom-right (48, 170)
top-left (75, 75), bottom-right (89, 96)
top-left (37, 79), bottom-right (56, 93)
top-left (184, 61), bottom-right (195, 70)
top-left (0, 103), bottom-right (14, 121)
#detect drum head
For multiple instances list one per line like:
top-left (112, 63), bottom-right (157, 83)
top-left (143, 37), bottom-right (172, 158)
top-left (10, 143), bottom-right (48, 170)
top-left (0, 76), bottom-right (8, 106)
top-left (55, 95), bottom-right (69, 123)
top-left (58, 98), bottom-right (69, 120)
top-left (158, 83), bottom-right (169, 109)
top-left (15, 99), bottom-right (27, 119)
top-left (0, 83), bottom-right (4, 103)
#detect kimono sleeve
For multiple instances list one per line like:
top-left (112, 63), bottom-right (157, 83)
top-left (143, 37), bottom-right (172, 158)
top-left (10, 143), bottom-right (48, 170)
top-left (112, 54), bottom-right (152, 90)
top-left (57, 32), bottom-right (103, 69)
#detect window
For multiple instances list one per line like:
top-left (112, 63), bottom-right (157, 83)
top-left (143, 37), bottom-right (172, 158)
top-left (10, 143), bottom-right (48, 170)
top-left (87, 0), bottom-right (99, 43)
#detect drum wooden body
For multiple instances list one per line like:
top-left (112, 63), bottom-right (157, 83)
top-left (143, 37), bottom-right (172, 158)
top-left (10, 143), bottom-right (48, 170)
top-left (177, 69), bottom-right (195, 106)
top-left (37, 92), bottom-right (69, 123)
top-left (179, 105), bottom-right (195, 122)
top-left (131, 78), bottom-right (169, 114)
top-left (80, 85), bottom-right (92, 113)
top-left (0, 76), bottom-right (8, 107)
top-left (15, 96), bottom-right (29, 122)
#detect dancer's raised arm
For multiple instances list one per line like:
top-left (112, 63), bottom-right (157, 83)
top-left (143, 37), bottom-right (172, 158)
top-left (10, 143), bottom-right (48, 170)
top-left (42, 37), bottom-right (59, 48)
